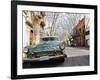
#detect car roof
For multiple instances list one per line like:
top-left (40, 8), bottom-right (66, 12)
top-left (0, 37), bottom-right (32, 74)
top-left (40, 36), bottom-right (59, 38)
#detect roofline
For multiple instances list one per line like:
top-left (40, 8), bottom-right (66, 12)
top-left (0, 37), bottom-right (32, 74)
top-left (40, 36), bottom-right (59, 38)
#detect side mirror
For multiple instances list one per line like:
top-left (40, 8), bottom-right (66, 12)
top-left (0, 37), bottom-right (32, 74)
top-left (59, 42), bottom-right (65, 51)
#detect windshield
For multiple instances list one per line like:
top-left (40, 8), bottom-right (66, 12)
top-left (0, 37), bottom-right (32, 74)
top-left (41, 37), bottom-right (59, 42)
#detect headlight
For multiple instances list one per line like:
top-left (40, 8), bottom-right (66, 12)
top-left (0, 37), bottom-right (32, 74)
top-left (32, 52), bottom-right (35, 54)
top-left (23, 48), bottom-right (28, 53)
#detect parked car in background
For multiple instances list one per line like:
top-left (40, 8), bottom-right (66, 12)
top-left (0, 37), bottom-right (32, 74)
top-left (23, 36), bottom-right (67, 64)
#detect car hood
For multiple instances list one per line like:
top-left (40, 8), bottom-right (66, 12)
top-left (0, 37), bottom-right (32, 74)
top-left (26, 41), bottom-right (60, 53)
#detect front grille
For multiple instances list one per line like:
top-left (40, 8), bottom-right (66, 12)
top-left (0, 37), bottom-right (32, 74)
top-left (34, 51), bottom-right (62, 58)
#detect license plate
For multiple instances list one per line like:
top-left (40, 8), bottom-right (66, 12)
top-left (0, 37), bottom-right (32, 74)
top-left (39, 56), bottom-right (49, 61)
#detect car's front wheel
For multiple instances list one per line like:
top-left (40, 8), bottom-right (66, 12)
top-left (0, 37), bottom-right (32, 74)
top-left (59, 58), bottom-right (65, 62)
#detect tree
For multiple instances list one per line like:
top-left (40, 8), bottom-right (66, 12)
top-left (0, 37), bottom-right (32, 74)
top-left (85, 14), bottom-right (90, 28)
top-left (65, 13), bottom-right (82, 33)
top-left (50, 13), bottom-right (59, 36)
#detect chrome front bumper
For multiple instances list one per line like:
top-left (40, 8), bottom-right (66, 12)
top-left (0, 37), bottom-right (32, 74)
top-left (23, 54), bottom-right (66, 63)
